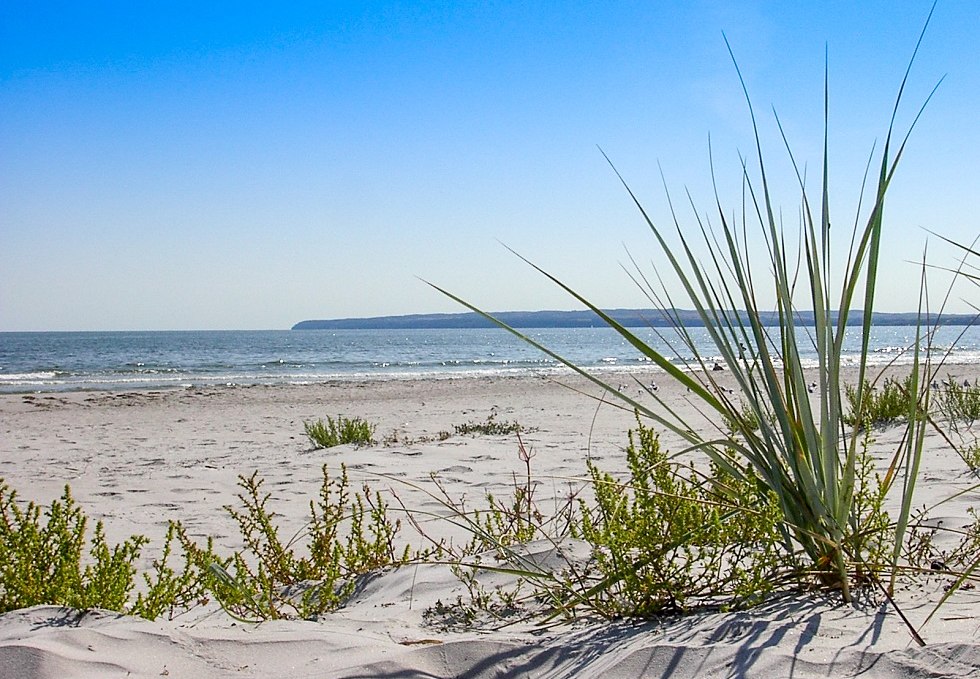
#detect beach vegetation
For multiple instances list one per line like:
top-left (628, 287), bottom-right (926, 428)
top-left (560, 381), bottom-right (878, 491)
top-left (0, 479), bottom-right (146, 615)
top-left (430, 11), bottom-right (941, 612)
top-left (843, 373), bottom-right (919, 428)
top-left (961, 438), bottom-right (980, 475)
top-left (571, 418), bottom-right (784, 616)
top-left (304, 415), bottom-right (376, 449)
top-left (130, 521), bottom-right (218, 620)
top-left (181, 465), bottom-right (413, 621)
top-left (407, 433), bottom-right (577, 626)
top-left (723, 400), bottom-right (761, 438)
top-left (381, 428), bottom-right (452, 446)
top-left (453, 410), bottom-right (524, 437)
top-left (936, 378), bottom-right (980, 424)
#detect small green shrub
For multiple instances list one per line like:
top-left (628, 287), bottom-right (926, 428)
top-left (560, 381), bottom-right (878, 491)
top-left (937, 379), bottom-right (980, 424)
top-left (453, 411), bottom-right (523, 436)
top-left (723, 401), bottom-right (760, 438)
top-left (131, 521), bottom-right (217, 620)
top-left (305, 415), bottom-right (376, 449)
top-left (844, 374), bottom-right (918, 428)
top-left (960, 438), bottom-right (980, 475)
top-left (571, 420), bottom-right (784, 617)
top-left (0, 479), bottom-right (146, 614)
top-left (183, 465), bottom-right (413, 621)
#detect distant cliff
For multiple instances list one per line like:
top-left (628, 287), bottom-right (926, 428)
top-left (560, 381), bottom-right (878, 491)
top-left (292, 309), bottom-right (979, 330)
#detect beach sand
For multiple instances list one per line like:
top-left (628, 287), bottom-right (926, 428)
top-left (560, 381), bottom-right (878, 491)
top-left (2, 367), bottom-right (980, 678)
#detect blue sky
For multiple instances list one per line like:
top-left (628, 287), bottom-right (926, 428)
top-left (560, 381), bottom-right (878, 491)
top-left (1, 1), bottom-right (977, 331)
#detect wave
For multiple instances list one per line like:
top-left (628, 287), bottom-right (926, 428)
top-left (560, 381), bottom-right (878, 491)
top-left (0, 371), bottom-right (61, 383)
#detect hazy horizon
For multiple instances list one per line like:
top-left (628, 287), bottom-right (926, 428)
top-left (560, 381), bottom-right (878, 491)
top-left (2, 2), bottom-right (978, 332)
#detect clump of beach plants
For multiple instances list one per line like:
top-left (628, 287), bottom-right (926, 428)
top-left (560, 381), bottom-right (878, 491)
top-left (180, 465), bottom-right (414, 621)
top-left (572, 419), bottom-right (784, 616)
top-left (961, 438), bottom-right (980, 475)
top-left (0, 479), bottom-right (210, 620)
top-left (453, 409), bottom-right (524, 437)
top-left (0, 469), bottom-right (417, 623)
top-left (844, 373), bottom-right (920, 428)
top-left (130, 521), bottom-right (217, 620)
top-left (305, 415), bottom-right (376, 449)
top-left (430, 12), bottom-right (942, 615)
top-left (937, 378), bottom-right (980, 424)
top-left (0, 479), bottom-right (147, 614)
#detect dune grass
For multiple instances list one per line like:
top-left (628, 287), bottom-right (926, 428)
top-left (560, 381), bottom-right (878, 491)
top-left (430, 12), bottom-right (941, 611)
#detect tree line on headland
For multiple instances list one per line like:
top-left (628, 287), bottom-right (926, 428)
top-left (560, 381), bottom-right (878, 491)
top-left (292, 309), bottom-right (979, 330)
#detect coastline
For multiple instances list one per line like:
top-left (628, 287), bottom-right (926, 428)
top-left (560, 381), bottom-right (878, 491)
top-left (2, 366), bottom-right (980, 677)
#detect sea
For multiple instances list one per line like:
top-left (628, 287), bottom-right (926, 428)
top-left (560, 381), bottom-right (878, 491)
top-left (1, 325), bottom-right (979, 394)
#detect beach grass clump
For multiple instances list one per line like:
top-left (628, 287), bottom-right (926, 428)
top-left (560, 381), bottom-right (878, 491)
top-left (431, 14), bottom-right (940, 608)
top-left (182, 465), bottom-right (413, 621)
top-left (844, 374), bottom-right (919, 428)
top-left (305, 415), bottom-right (376, 449)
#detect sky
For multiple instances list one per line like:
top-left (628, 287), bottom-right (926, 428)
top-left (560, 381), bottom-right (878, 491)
top-left (1, 1), bottom-right (978, 331)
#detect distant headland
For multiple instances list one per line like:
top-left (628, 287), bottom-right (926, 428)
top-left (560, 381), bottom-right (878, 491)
top-left (292, 309), bottom-right (979, 330)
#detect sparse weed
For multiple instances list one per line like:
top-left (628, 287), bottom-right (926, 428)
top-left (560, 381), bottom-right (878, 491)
top-left (904, 506), bottom-right (980, 578)
top-left (959, 437), bottom-right (980, 475)
top-left (382, 429), bottom-right (452, 446)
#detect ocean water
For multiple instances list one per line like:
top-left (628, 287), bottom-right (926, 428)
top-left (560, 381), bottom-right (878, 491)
top-left (1, 325), bottom-right (979, 393)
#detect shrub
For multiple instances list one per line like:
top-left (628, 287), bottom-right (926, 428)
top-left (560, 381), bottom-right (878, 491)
top-left (305, 415), bottom-right (376, 448)
top-left (723, 401), bottom-right (760, 438)
top-left (937, 379), bottom-right (980, 424)
top-left (844, 374), bottom-right (919, 428)
top-left (181, 465), bottom-right (413, 621)
top-left (130, 521), bottom-right (217, 620)
top-left (0, 479), bottom-right (146, 614)
top-left (453, 410), bottom-right (523, 436)
top-left (572, 419), bottom-right (784, 616)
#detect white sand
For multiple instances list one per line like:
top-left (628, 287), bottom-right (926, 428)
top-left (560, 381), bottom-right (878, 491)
top-left (2, 367), bottom-right (979, 678)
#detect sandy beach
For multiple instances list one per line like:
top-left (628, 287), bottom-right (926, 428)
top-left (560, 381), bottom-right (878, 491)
top-left (2, 366), bottom-right (980, 678)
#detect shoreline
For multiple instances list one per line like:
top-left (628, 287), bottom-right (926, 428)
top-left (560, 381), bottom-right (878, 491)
top-left (6, 351), bottom-right (980, 395)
